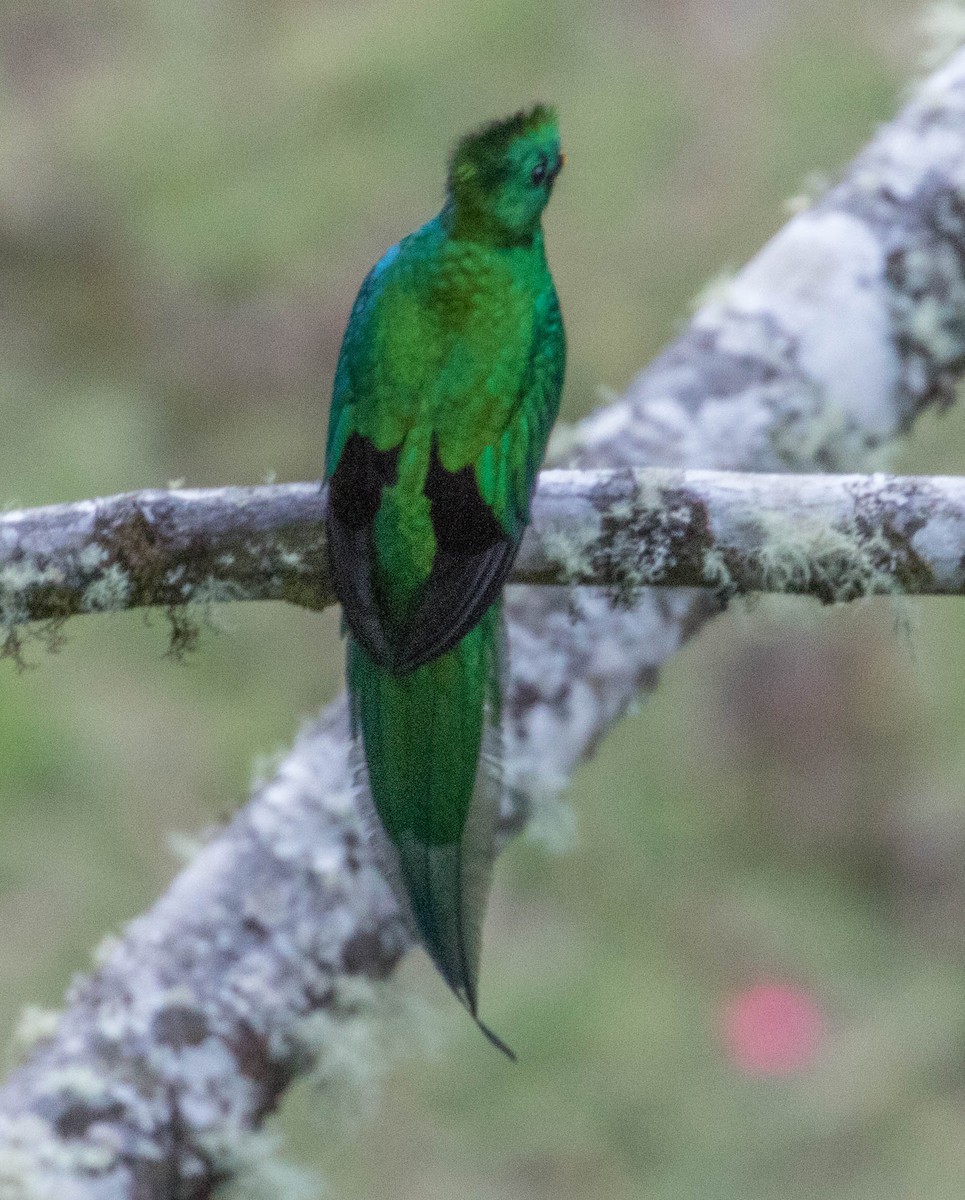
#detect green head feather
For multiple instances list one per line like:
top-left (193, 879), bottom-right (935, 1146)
top-left (446, 105), bottom-right (563, 243)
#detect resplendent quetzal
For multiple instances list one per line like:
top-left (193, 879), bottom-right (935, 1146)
top-left (324, 107), bottom-right (565, 1056)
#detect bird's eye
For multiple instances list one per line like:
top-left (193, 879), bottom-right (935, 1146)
top-left (530, 159), bottom-right (547, 186)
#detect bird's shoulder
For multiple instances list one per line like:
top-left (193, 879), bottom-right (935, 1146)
top-left (342, 219), bottom-right (442, 325)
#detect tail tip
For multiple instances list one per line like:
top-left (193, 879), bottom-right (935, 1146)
top-left (458, 983), bottom-right (516, 1061)
top-left (474, 1014), bottom-right (517, 1062)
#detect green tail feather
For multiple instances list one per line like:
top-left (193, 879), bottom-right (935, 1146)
top-left (348, 606), bottom-right (513, 1058)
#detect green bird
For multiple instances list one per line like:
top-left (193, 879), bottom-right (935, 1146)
top-left (324, 107), bottom-right (565, 1056)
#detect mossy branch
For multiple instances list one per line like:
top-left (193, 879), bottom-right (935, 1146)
top-left (1, 466), bottom-right (964, 660)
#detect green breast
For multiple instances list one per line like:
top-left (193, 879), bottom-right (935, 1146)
top-left (349, 218), bottom-right (550, 467)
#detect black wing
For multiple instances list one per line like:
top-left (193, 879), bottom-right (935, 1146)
top-left (325, 431), bottom-right (400, 669)
top-left (392, 438), bottom-right (517, 673)
top-left (326, 431), bottom-right (516, 674)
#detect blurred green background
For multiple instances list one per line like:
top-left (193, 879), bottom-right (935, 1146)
top-left (3, 1), bottom-right (965, 1196)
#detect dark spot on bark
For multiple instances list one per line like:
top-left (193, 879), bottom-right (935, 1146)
top-left (589, 472), bottom-right (715, 604)
top-left (509, 679), bottom-right (543, 723)
top-left (342, 929), bottom-right (395, 978)
top-left (47, 1093), bottom-right (124, 1139)
top-left (344, 828), bottom-right (363, 873)
top-left (242, 913), bottom-right (269, 937)
top-left (95, 504), bottom-right (170, 608)
top-left (852, 482), bottom-right (936, 595)
top-left (153, 1004), bottom-right (209, 1049)
top-left (224, 1020), bottom-right (291, 1114)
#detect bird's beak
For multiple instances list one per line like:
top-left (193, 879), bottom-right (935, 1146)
top-left (559, 151), bottom-right (567, 169)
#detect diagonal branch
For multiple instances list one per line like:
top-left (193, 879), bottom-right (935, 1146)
top-left (6, 43), bottom-right (965, 1200)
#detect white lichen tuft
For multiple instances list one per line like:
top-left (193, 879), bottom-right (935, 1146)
top-left (292, 978), bottom-right (436, 1128)
top-left (544, 419), bottom-right (585, 465)
top-left (700, 546), bottom-right (738, 598)
top-left (250, 747), bottom-right (288, 792)
top-left (188, 578), bottom-right (251, 608)
top-left (689, 267), bottom-right (737, 313)
top-left (525, 789), bottom-right (578, 855)
top-left (167, 826), bottom-right (218, 866)
top-left (184, 578), bottom-right (251, 634)
top-left (205, 1128), bottom-right (323, 1200)
top-left (921, 0), bottom-right (965, 71)
top-left (294, 986), bottom-right (388, 1123)
top-left (164, 577), bottom-right (254, 656)
top-left (538, 516), bottom-right (599, 588)
top-left (81, 564), bottom-right (131, 613)
top-left (784, 172), bottom-right (832, 217)
top-left (90, 933), bottom-right (123, 969)
top-left (277, 548), bottom-right (306, 570)
top-left (6, 1007), bottom-right (61, 1066)
top-left (38, 1066), bottom-right (111, 1105)
top-left (77, 544), bottom-right (107, 572)
top-left (623, 482), bottom-right (685, 587)
top-left (752, 512), bottom-right (897, 602)
top-left (0, 562), bottom-right (62, 627)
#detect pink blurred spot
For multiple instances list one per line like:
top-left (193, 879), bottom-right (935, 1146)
top-left (720, 981), bottom-right (824, 1076)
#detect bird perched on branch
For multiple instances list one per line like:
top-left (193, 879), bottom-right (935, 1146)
top-left (324, 107), bottom-right (566, 1056)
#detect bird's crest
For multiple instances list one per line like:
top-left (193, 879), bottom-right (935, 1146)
top-left (448, 105), bottom-right (558, 189)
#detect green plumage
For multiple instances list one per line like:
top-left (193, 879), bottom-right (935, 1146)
top-left (324, 107), bottom-right (565, 1055)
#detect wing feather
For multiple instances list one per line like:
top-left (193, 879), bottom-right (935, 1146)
top-left (326, 268), bottom-right (564, 676)
top-left (395, 290), bottom-right (565, 671)
top-left (325, 431), bottom-right (400, 667)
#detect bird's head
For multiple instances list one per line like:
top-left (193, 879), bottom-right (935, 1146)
top-left (446, 105), bottom-right (564, 244)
